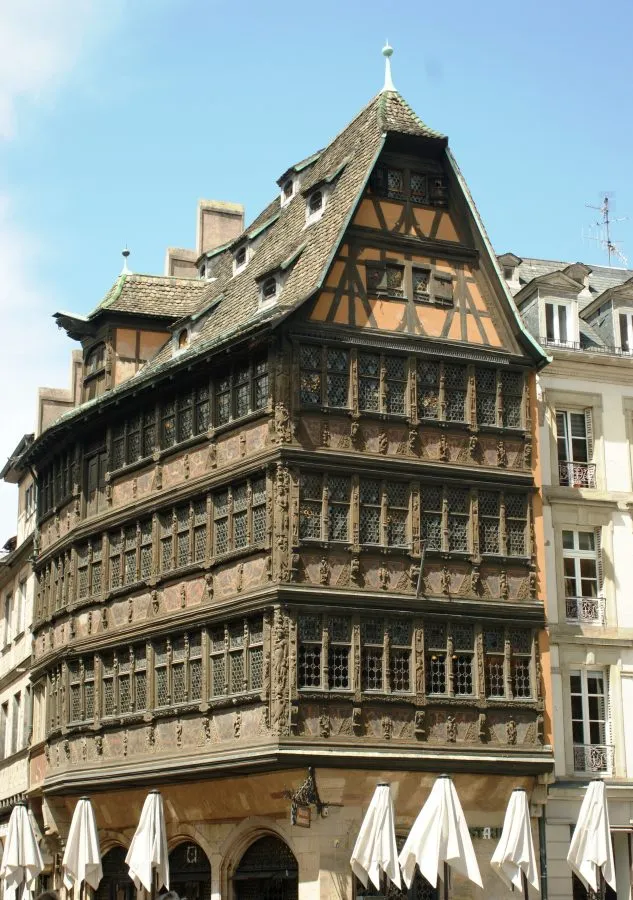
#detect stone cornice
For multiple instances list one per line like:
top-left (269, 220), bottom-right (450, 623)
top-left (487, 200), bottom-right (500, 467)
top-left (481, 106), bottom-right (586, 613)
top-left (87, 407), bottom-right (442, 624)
top-left (39, 741), bottom-right (554, 795)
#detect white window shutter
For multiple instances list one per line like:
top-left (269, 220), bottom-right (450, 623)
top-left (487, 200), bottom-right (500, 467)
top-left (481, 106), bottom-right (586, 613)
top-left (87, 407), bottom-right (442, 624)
top-left (604, 668), bottom-right (612, 748)
top-left (584, 408), bottom-right (594, 460)
top-left (595, 526), bottom-right (604, 594)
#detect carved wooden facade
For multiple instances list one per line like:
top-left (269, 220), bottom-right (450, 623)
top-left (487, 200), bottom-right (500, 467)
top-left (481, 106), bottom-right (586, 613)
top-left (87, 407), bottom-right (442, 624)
top-left (26, 94), bottom-right (551, 806)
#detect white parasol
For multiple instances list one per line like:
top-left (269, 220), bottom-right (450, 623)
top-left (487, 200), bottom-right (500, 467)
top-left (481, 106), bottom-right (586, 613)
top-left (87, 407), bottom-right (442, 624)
top-left (399, 775), bottom-right (482, 899)
top-left (491, 788), bottom-right (539, 896)
top-left (567, 780), bottom-right (616, 894)
top-left (125, 791), bottom-right (169, 896)
top-left (0, 804), bottom-right (44, 900)
top-left (351, 782), bottom-right (401, 892)
top-left (62, 796), bottom-right (103, 893)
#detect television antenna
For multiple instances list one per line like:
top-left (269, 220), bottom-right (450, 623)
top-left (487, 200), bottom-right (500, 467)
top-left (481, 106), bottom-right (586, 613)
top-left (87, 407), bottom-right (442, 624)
top-left (584, 194), bottom-right (628, 266)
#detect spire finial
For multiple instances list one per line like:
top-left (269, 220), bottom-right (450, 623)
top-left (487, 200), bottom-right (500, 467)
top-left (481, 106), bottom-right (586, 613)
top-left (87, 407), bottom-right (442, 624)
top-left (381, 41), bottom-right (395, 93)
top-left (121, 246), bottom-right (131, 275)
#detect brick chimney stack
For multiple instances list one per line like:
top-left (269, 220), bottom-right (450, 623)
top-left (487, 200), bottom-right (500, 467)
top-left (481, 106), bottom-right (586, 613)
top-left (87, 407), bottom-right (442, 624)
top-left (196, 200), bottom-right (244, 256)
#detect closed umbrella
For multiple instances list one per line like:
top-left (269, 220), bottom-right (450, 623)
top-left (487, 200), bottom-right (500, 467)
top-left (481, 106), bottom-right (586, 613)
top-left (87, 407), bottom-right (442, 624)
top-left (351, 782), bottom-right (401, 892)
top-left (62, 797), bottom-right (103, 896)
top-left (126, 791), bottom-right (169, 897)
top-left (567, 780), bottom-right (616, 895)
top-left (0, 803), bottom-right (44, 900)
top-left (491, 788), bottom-right (539, 897)
top-left (399, 775), bottom-right (482, 900)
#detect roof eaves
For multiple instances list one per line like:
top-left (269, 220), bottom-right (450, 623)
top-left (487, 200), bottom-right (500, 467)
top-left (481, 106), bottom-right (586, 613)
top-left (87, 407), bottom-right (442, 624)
top-left (445, 149), bottom-right (549, 369)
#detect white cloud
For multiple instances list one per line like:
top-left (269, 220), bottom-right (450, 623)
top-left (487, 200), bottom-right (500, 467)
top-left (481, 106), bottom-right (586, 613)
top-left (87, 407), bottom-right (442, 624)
top-left (0, 0), bottom-right (121, 539)
top-left (0, 0), bottom-right (117, 139)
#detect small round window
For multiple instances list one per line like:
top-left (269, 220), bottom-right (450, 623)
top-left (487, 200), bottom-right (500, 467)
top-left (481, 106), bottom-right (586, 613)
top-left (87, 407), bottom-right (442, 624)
top-left (178, 329), bottom-right (189, 349)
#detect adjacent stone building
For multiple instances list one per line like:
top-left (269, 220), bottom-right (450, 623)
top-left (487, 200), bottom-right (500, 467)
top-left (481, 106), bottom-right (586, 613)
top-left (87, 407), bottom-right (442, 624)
top-left (0, 437), bottom-right (36, 846)
top-left (506, 254), bottom-right (633, 900)
top-left (18, 68), bottom-right (554, 900)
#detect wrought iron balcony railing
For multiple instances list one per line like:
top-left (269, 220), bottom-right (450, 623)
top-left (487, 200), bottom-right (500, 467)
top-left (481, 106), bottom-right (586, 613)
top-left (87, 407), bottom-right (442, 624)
top-left (573, 743), bottom-right (614, 775)
top-left (558, 461), bottom-right (597, 488)
top-left (540, 336), bottom-right (633, 356)
top-left (565, 596), bottom-right (606, 625)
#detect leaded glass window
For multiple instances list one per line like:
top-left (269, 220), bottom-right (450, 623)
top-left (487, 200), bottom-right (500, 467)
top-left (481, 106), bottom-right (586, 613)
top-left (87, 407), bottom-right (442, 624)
top-left (479, 491), bottom-right (500, 555)
top-left (361, 620), bottom-right (384, 691)
top-left (359, 354), bottom-right (380, 412)
top-left (452, 624), bottom-right (474, 696)
top-left (213, 478), bottom-right (266, 555)
top-left (299, 345), bottom-right (350, 408)
top-left (360, 479), bottom-right (381, 544)
top-left (501, 371), bottom-right (524, 429)
top-left (298, 615), bottom-right (322, 689)
top-left (67, 657), bottom-right (95, 724)
top-left (359, 352), bottom-right (408, 415)
top-left (417, 360), bottom-right (440, 419)
top-left (386, 481), bottom-right (408, 547)
top-left (447, 487), bottom-right (470, 552)
top-left (160, 511), bottom-right (174, 572)
top-left (328, 616), bottom-right (351, 690)
top-left (484, 628), bottom-right (506, 698)
top-left (421, 486), bottom-right (442, 550)
top-left (214, 355), bottom-right (268, 426)
top-left (208, 618), bottom-right (263, 698)
top-left (360, 618), bottom-right (412, 694)
top-left (425, 624), bottom-right (447, 695)
top-left (366, 263), bottom-right (405, 297)
top-left (109, 531), bottom-right (122, 590)
top-left (444, 364), bottom-right (467, 422)
top-left (299, 345), bottom-right (321, 405)
top-left (328, 476), bottom-right (351, 542)
top-left (214, 489), bottom-right (229, 555)
top-left (476, 368), bottom-right (497, 426)
top-left (510, 629), bottom-right (532, 698)
top-left (506, 494), bottom-right (527, 557)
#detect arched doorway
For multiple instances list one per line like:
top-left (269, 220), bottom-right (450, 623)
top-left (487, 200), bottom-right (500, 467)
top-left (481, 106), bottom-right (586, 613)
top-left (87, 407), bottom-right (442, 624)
top-left (97, 846), bottom-right (135, 900)
top-left (169, 840), bottom-right (211, 900)
top-left (233, 835), bottom-right (298, 900)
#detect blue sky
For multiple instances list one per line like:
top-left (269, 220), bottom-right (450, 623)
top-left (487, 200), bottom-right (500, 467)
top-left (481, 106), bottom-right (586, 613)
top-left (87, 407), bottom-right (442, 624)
top-left (1, 0), bottom-right (632, 538)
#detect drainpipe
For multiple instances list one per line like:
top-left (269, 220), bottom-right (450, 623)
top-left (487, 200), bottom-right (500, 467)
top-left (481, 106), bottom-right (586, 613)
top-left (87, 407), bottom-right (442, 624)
top-left (539, 810), bottom-right (548, 900)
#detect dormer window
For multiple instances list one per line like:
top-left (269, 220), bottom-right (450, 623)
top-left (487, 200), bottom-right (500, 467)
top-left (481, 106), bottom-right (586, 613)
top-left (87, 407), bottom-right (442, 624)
top-left (233, 244), bottom-right (249, 275)
top-left (545, 301), bottom-right (572, 346)
top-left (83, 342), bottom-right (107, 401)
top-left (503, 267), bottom-right (514, 281)
top-left (178, 329), bottom-right (189, 350)
top-left (618, 311), bottom-right (633, 353)
top-left (305, 189), bottom-right (324, 225)
top-left (199, 263), bottom-right (206, 279)
top-left (281, 179), bottom-right (295, 206)
top-left (261, 276), bottom-right (278, 303)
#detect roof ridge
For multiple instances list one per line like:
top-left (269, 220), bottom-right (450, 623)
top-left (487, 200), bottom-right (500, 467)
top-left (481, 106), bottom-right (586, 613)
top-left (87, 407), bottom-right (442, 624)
top-left (384, 90), bottom-right (446, 139)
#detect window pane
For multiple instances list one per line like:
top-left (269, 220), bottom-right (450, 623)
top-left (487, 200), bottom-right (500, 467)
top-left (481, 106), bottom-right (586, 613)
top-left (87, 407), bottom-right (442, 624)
top-left (562, 530), bottom-right (574, 549)
top-left (545, 304), bottom-right (555, 341)
top-left (578, 531), bottom-right (595, 551)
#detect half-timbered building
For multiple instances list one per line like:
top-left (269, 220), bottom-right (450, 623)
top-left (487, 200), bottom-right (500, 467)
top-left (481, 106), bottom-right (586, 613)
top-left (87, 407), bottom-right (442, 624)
top-left (23, 53), bottom-right (553, 900)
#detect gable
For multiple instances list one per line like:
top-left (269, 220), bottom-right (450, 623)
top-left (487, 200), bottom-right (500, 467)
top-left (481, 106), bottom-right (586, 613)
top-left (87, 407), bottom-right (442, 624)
top-left (304, 145), bottom-right (538, 360)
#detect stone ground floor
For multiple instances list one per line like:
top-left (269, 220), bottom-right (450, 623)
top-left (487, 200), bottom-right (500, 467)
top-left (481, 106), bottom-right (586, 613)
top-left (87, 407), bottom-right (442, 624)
top-left (28, 766), bottom-right (558, 900)
top-left (544, 782), bottom-right (633, 900)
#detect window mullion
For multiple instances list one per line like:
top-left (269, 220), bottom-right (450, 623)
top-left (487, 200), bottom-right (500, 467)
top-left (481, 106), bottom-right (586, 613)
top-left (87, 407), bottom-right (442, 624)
top-left (322, 619), bottom-right (329, 691)
top-left (447, 629), bottom-right (454, 697)
top-left (441, 489), bottom-right (449, 552)
top-left (383, 623), bottom-right (390, 693)
top-left (500, 493), bottom-right (507, 556)
top-left (322, 477), bottom-right (329, 542)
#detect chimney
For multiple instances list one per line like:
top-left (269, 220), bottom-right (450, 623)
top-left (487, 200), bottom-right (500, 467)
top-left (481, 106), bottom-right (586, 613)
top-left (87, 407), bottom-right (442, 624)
top-left (196, 200), bottom-right (244, 256)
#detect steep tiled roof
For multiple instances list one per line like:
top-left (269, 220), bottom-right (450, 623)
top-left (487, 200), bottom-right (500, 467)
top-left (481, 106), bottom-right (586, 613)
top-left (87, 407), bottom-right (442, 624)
top-left (91, 273), bottom-right (208, 320)
top-left (145, 90), bottom-right (422, 373)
